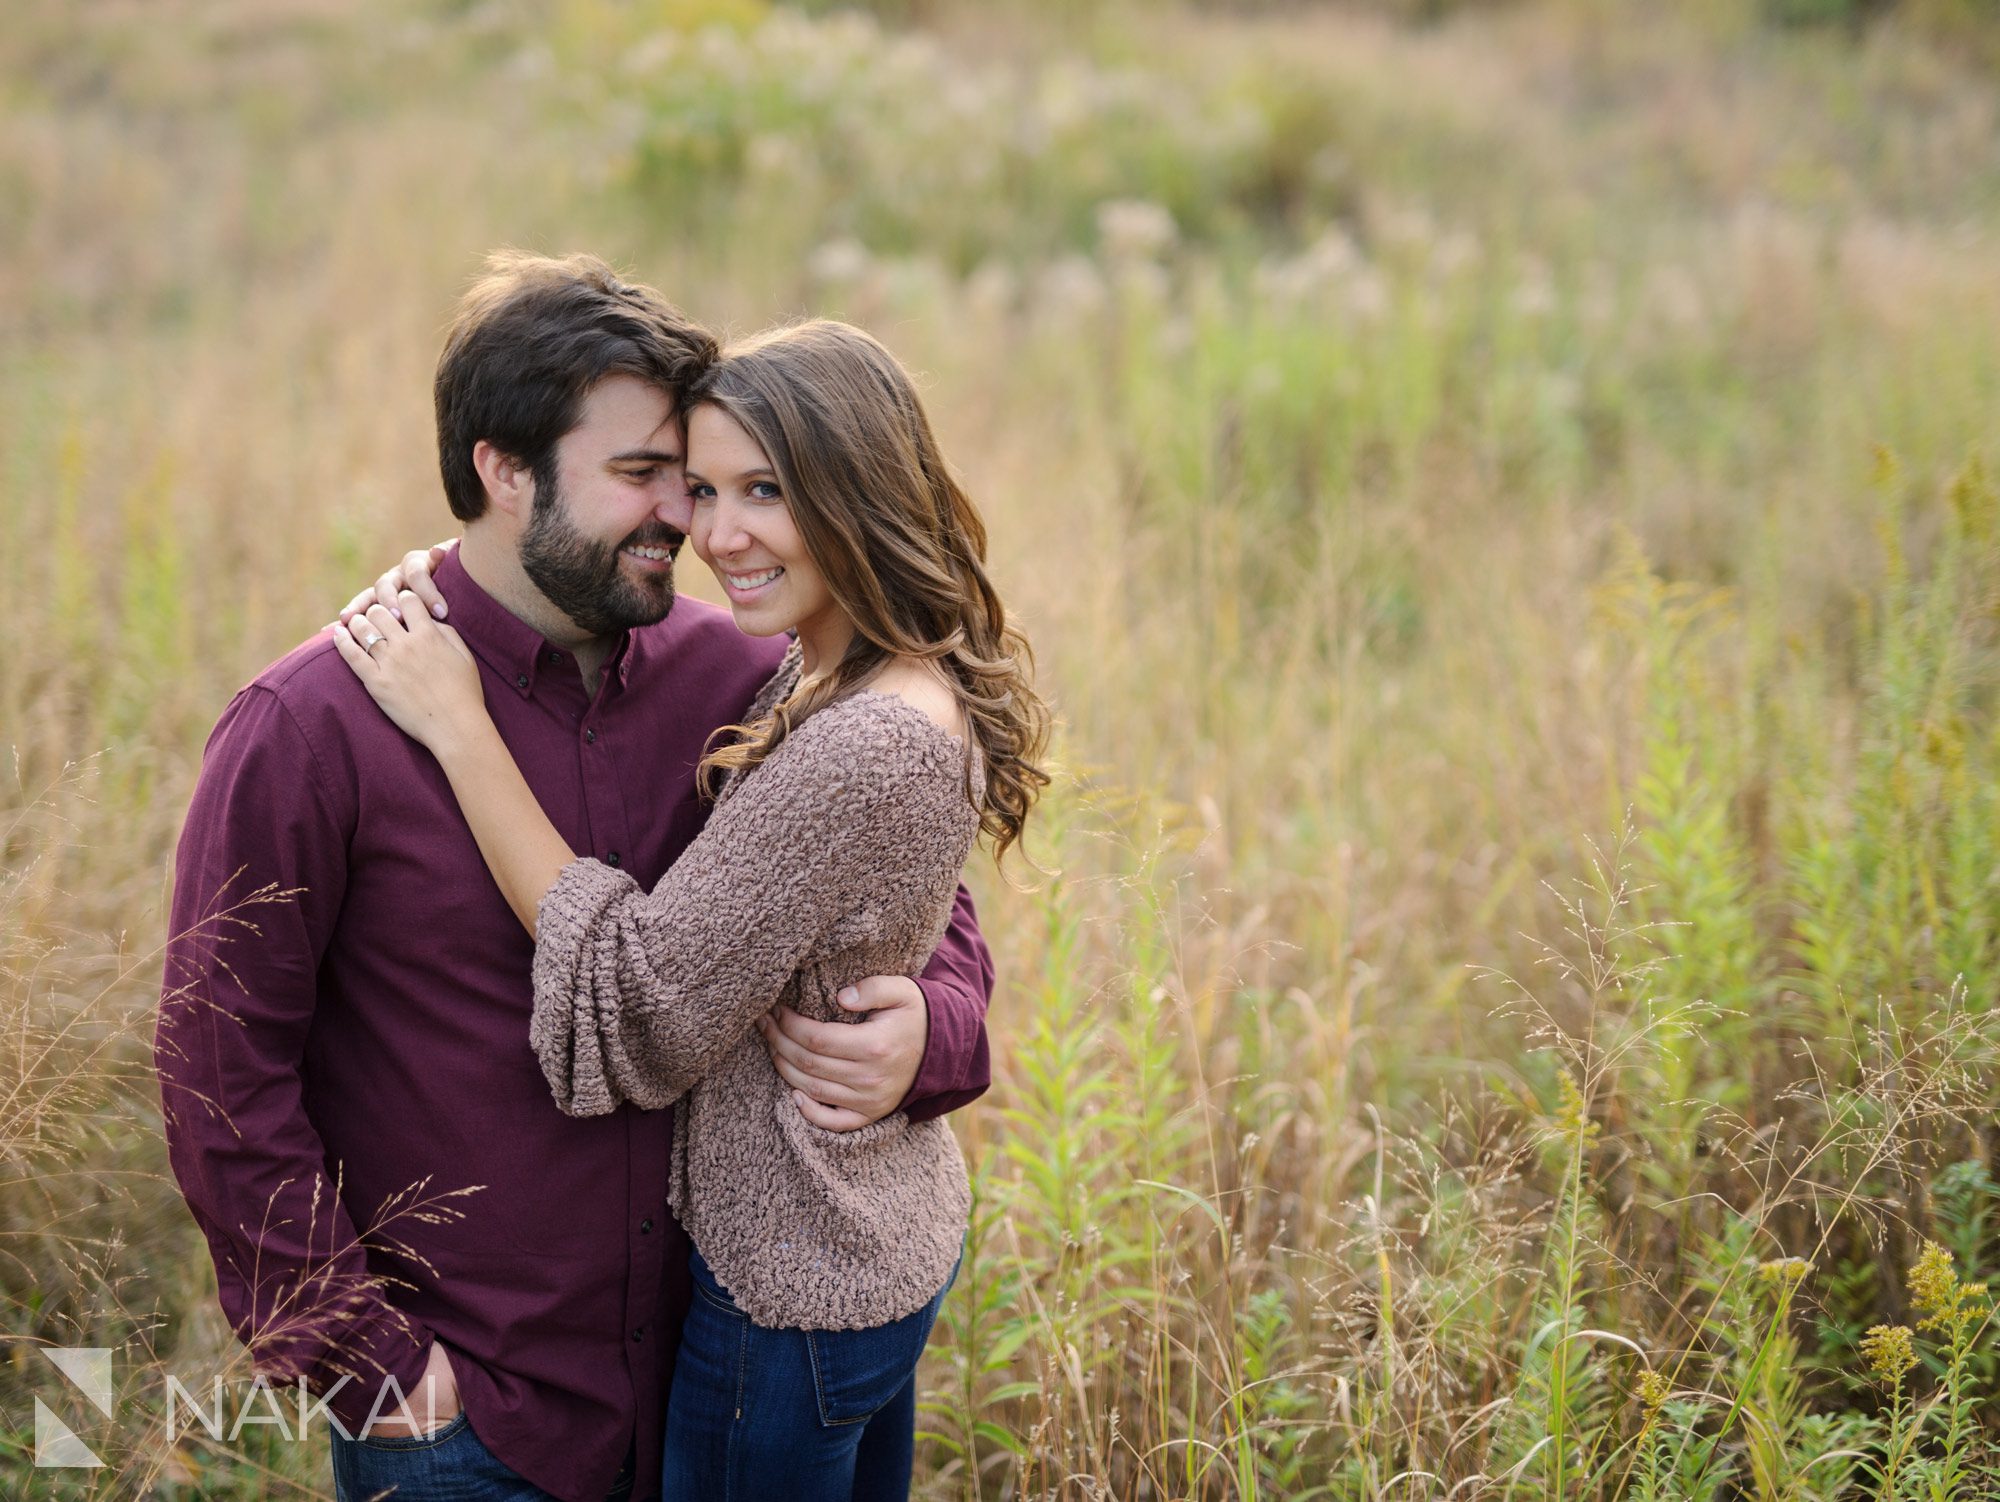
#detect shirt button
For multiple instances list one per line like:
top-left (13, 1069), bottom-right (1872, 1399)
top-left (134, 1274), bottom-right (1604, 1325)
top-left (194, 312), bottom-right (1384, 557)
top-left (585, 729), bottom-right (598, 744)
top-left (639, 1218), bottom-right (653, 1234)
top-left (546, 650), bottom-right (562, 665)
top-left (631, 1326), bottom-right (645, 1343)
top-left (606, 851), bottom-right (621, 868)
top-left (515, 674), bottom-right (529, 690)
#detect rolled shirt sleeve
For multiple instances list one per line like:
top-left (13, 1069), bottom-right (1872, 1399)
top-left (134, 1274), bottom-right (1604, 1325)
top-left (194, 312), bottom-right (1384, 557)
top-left (156, 685), bottom-right (433, 1429)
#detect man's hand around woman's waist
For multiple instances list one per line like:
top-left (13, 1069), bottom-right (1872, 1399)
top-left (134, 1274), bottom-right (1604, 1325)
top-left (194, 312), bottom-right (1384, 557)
top-left (758, 977), bottom-right (929, 1131)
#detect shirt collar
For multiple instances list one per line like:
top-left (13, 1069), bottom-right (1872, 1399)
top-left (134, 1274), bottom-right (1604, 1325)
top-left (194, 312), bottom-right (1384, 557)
top-left (608, 628), bottom-right (638, 688)
top-left (435, 547), bottom-right (630, 699)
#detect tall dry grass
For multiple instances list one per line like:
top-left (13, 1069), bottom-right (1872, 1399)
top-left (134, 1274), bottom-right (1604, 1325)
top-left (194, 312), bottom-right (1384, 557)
top-left (3, 0), bottom-right (1999, 1496)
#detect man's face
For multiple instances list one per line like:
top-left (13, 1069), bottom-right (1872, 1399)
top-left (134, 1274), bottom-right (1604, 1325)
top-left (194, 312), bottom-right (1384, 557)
top-left (518, 374), bottom-right (695, 636)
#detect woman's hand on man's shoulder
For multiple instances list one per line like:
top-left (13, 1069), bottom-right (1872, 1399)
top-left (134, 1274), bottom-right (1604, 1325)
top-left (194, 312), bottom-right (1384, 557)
top-left (327, 538), bottom-right (459, 632)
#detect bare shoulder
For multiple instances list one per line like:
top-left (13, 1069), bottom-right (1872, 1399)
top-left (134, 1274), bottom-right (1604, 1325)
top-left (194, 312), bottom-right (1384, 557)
top-left (866, 658), bottom-right (967, 741)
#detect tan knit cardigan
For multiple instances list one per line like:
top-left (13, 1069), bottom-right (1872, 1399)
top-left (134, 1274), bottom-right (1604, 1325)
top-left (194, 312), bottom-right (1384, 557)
top-left (530, 650), bottom-right (979, 1329)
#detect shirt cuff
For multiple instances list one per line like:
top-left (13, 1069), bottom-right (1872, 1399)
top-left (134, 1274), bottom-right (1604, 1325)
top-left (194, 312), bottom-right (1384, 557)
top-left (308, 1304), bottom-right (438, 1433)
top-left (898, 975), bottom-right (991, 1124)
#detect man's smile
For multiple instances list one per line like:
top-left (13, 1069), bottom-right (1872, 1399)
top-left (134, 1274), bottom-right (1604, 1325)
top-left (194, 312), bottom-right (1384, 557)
top-left (621, 543), bottom-right (676, 571)
top-left (620, 528), bottom-right (684, 573)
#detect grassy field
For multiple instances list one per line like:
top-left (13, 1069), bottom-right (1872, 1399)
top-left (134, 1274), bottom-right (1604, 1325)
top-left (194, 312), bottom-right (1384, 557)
top-left (4, 0), bottom-right (1999, 1496)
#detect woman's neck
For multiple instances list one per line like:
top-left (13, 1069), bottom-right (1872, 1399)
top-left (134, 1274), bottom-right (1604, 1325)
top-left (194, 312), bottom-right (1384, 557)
top-left (795, 616), bottom-right (855, 680)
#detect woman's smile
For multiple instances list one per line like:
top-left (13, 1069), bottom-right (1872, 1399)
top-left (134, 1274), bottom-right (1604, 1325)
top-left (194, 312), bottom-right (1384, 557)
top-left (719, 564), bottom-right (785, 597)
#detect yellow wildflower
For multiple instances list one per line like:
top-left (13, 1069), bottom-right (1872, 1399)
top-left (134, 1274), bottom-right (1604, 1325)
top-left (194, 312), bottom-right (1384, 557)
top-left (1860, 1324), bottom-right (1916, 1385)
top-left (1756, 1257), bottom-right (1813, 1288)
top-left (1908, 1240), bottom-right (1958, 1323)
top-left (1636, 1369), bottom-right (1671, 1412)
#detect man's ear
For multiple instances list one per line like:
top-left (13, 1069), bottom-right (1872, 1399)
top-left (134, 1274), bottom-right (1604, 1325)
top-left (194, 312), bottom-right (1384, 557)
top-left (472, 440), bottom-right (534, 520)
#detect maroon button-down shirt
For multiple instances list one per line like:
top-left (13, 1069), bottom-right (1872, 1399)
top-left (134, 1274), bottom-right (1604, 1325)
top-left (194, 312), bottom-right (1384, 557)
top-left (156, 550), bottom-right (994, 1502)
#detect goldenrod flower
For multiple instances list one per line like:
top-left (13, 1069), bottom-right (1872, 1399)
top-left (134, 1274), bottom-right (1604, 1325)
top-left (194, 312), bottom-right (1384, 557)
top-left (1636, 1369), bottom-right (1671, 1412)
top-left (1908, 1240), bottom-right (1958, 1321)
top-left (1756, 1257), bottom-right (1812, 1287)
top-left (1860, 1324), bottom-right (1916, 1385)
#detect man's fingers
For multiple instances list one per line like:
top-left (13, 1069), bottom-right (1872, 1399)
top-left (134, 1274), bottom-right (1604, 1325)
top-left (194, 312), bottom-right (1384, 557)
top-left (756, 1013), bottom-right (866, 1086)
top-left (790, 1090), bottom-right (871, 1134)
top-left (765, 1004), bottom-right (887, 1064)
top-left (759, 1007), bottom-right (908, 1128)
top-left (843, 974), bottom-right (925, 1011)
top-left (768, 1051), bottom-right (868, 1111)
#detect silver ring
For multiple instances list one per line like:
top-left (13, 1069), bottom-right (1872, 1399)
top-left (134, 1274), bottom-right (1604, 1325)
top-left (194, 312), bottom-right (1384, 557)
top-left (361, 632), bottom-right (387, 654)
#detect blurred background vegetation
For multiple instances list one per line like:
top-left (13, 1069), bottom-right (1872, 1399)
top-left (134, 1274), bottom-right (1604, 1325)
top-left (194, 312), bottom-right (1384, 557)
top-left (3, 0), bottom-right (1999, 1496)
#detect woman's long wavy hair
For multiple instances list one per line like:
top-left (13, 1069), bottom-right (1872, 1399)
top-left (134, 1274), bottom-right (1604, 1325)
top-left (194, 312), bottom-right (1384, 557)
top-left (691, 320), bottom-right (1050, 861)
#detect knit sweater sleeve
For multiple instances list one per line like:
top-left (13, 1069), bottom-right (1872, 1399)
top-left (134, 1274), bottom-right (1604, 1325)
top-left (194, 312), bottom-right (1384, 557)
top-left (528, 700), bottom-right (965, 1117)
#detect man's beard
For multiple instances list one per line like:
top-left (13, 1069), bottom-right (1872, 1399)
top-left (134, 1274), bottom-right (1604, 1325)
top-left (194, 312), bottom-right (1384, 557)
top-left (519, 469), bottom-right (681, 637)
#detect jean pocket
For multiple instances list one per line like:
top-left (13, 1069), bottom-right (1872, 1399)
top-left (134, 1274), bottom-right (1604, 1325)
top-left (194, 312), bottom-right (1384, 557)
top-left (805, 1284), bottom-right (949, 1427)
top-left (689, 1244), bottom-right (748, 1320)
top-left (691, 1273), bottom-right (744, 1321)
top-left (349, 1408), bottom-right (471, 1452)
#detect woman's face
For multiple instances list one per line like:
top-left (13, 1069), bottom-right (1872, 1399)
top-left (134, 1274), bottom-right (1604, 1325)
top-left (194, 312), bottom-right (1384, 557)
top-left (684, 403), bottom-right (846, 660)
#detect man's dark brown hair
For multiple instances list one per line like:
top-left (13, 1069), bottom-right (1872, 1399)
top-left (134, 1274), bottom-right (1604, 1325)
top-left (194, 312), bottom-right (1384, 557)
top-left (434, 250), bottom-right (717, 521)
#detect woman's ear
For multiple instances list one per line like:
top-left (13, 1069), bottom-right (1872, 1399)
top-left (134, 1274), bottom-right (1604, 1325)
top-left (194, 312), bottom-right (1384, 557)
top-left (473, 440), bottom-right (533, 520)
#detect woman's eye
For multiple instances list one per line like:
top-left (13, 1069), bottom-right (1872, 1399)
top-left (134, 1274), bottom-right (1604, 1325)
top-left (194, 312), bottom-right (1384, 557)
top-left (688, 483), bottom-right (715, 503)
top-left (750, 482), bottom-right (783, 501)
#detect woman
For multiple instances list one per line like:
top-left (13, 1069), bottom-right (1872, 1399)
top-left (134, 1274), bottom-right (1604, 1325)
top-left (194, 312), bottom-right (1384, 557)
top-left (332, 319), bottom-right (1048, 1501)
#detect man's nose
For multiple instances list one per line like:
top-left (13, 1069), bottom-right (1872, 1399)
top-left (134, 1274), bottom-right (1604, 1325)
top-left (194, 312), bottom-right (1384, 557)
top-left (656, 486), bottom-right (694, 535)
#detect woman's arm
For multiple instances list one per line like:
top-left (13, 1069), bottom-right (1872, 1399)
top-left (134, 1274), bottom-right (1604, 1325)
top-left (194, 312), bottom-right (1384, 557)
top-left (529, 707), bottom-right (962, 1117)
top-left (428, 732), bottom-right (575, 936)
top-left (331, 594), bottom-right (573, 934)
top-left (335, 593), bottom-right (970, 1121)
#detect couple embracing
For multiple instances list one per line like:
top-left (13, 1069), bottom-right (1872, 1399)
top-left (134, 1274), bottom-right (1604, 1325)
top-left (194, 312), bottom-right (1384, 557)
top-left (156, 250), bottom-right (1049, 1502)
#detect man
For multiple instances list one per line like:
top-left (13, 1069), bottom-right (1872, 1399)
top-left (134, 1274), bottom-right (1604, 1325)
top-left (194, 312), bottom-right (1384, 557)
top-left (155, 251), bottom-right (994, 1502)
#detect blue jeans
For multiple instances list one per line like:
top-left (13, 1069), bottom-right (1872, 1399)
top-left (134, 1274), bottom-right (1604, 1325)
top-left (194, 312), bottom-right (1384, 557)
top-left (330, 1412), bottom-right (634, 1502)
top-left (661, 1242), bottom-right (961, 1502)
